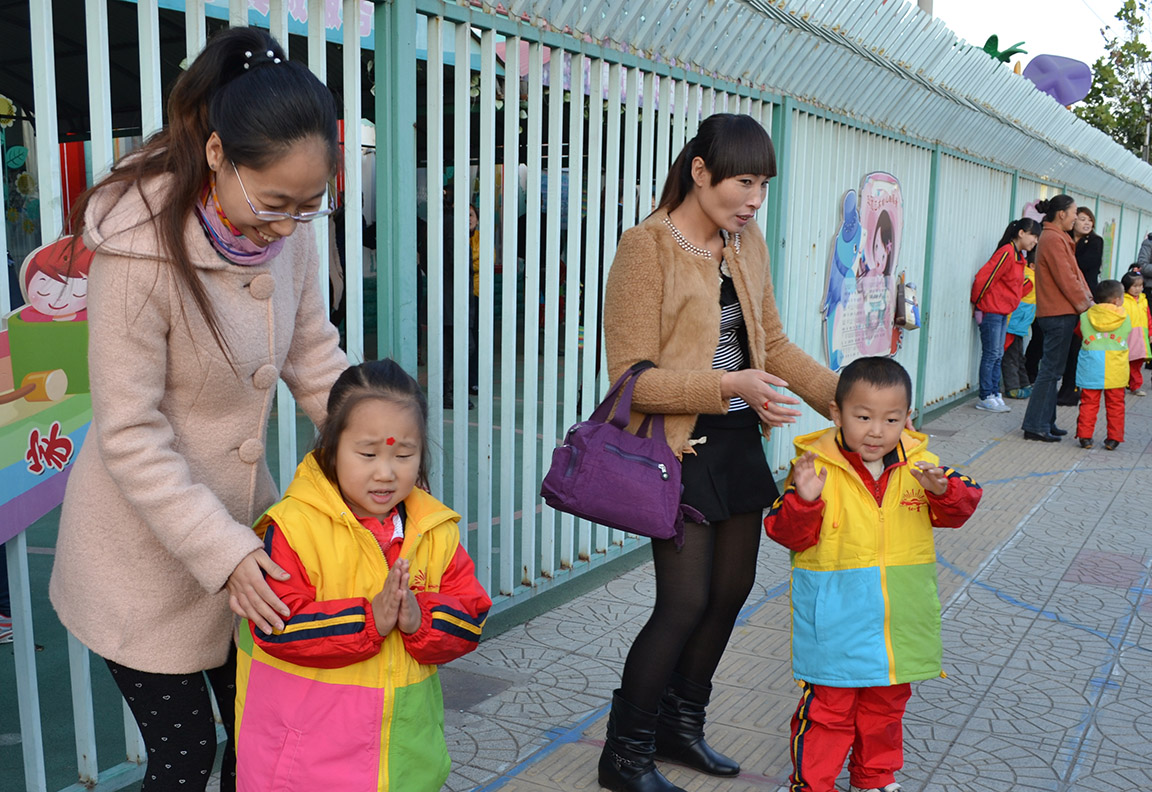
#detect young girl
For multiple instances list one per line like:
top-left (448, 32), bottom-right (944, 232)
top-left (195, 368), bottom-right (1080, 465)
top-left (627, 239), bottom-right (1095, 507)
top-left (1003, 219), bottom-right (1044, 398)
top-left (1122, 270), bottom-right (1151, 396)
top-left (971, 218), bottom-right (1040, 412)
top-left (235, 359), bottom-right (491, 792)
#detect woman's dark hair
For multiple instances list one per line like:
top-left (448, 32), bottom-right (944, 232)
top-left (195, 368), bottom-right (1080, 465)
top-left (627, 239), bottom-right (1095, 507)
top-left (996, 217), bottom-right (1043, 250)
top-left (654, 114), bottom-right (776, 214)
top-left (315, 359), bottom-right (431, 490)
top-left (1034, 195), bottom-right (1075, 222)
top-left (1122, 270), bottom-right (1144, 291)
top-left (67, 27), bottom-right (340, 362)
top-left (834, 356), bottom-right (913, 410)
top-left (1076, 206), bottom-right (1096, 225)
top-left (872, 210), bottom-right (894, 275)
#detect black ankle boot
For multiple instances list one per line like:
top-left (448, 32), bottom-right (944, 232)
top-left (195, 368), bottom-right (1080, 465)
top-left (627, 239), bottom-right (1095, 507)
top-left (654, 673), bottom-right (740, 777)
top-left (598, 691), bottom-right (686, 792)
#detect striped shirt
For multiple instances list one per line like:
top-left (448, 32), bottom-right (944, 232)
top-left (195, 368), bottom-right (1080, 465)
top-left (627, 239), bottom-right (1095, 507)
top-left (714, 263), bottom-right (750, 411)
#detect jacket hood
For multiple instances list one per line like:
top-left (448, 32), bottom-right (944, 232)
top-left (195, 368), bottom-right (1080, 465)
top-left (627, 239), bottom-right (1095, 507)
top-left (280, 452), bottom-right (461, 547)
top-left (794, 426), bottom-right (928, 473)
top-left (1084, 302), bottom-right (1127, 333)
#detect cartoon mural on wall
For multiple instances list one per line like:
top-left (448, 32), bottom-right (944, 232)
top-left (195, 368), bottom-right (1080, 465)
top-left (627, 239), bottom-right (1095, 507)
top-left (822, 172), bottom-right (903, 370)
top-left (1, 236), bottom-right (92, 544)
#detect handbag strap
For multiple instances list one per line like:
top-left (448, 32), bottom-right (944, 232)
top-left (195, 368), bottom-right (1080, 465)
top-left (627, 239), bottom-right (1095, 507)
top-left (589, 362), bottom-right (665, 438)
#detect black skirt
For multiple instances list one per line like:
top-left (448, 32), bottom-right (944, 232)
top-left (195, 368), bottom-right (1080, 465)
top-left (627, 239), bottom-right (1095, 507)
top-left (680, 408), bottom-right (780, 523)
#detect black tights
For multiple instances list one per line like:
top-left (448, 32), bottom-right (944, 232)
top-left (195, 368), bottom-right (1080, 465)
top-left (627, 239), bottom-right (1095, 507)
top-left (619, 513), bottom-right (763, 712)
top-left (105, 647), bottom-right (237, 792)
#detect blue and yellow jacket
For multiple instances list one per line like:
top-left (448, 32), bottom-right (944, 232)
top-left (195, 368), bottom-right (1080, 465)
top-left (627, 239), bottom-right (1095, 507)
top-left (1076, 303), bottom-right (1132, 391)
top-left (764, 428), bottom-right (981, 688)
top-left (234, 453), bottom-right (491, 792)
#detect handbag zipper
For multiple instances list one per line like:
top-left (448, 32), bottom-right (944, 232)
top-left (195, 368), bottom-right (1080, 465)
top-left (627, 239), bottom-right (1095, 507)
top-left (605, 443), bottom-right (670, 480)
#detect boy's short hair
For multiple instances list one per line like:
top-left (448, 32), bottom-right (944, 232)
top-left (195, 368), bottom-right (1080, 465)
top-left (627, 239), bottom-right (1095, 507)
top-left (834, 356), bottom-right (913, 409)
top-left (1094, 279), bottom-right (1124, 303)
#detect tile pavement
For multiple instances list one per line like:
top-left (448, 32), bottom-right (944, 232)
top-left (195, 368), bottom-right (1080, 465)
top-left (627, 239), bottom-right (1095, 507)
top-left (431, 391), bottom-right (1152, 792)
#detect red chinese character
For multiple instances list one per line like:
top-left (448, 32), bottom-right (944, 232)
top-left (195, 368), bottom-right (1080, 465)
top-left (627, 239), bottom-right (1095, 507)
top-left (26, 421), bottom-right (75, 475)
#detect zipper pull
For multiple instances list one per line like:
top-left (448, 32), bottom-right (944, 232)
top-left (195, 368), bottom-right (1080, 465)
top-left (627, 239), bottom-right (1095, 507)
top-left (658, 463), bottom-right (669, 481)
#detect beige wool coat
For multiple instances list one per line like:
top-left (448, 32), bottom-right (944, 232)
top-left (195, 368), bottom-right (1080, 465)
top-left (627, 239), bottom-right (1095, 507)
top-left (50, 176), bottom-right (348, 674)
top-left (602, 210), bottom-right (838, 456)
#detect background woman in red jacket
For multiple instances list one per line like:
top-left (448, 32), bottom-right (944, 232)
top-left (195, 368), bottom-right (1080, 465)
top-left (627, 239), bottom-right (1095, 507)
top-left (971, 218), bottom-right (1040, 412)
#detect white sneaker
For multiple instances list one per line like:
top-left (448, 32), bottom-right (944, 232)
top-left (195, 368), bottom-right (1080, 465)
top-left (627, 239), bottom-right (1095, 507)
top-left (974, 396), bottom-right (1005, 412)
top-left (850, 784), bottom-right (902, 792)
top-left (992, 393), bottom-right (1011, 412)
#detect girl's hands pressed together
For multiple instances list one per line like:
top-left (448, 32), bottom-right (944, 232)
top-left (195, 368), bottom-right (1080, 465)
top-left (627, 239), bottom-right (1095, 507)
top-left (909, 460), bottom-right (949, 496)
top-left (792, 451), bottom-right (828, 503)
top-left (722, 369), bottom-right (802, 428)
top-left (373, 558), bottom-right (421, 636)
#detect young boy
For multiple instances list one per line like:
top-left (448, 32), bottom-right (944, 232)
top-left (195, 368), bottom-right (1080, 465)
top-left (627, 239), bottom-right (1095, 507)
top-left (764, 357), bottom-right (982, 792)
top-left (1076, 279), bottom-right (1134, 450)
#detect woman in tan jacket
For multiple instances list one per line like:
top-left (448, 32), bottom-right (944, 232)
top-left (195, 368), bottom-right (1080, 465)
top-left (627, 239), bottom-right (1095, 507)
top-left (598, 114), bottom-right (838, 792)
top-left (50, 28), bottom-right (347, 791)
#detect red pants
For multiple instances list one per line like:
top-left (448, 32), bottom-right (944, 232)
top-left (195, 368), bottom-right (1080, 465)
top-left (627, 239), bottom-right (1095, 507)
top-left (786, 682), bottom-right (912, 792)
top-left (1130, 359), bottom-right (1145, 391)
top-left (1077, 388), bottom-right (1125, 443)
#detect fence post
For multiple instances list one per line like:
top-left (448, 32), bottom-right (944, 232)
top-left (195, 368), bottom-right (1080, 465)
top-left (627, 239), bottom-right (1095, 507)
top-left (766, 95), bottom-right (792, 285)
top-left (915, 144), bottom-right (943, 424)
top-left (374, 0), bottom-right (418, 370)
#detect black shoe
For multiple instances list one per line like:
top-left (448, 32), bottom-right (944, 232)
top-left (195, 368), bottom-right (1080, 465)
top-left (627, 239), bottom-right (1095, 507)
top-left (1079, 437), bottom-right (1093, 449)
top-left (1104, 439), bottom-right (1120, 451)
top-left (1023, 430), bottom-right (1061, 442)
top-left (654, 674), bottom-right (740, 777)
top-left (599, 691), bottom-right (686, 792)
top-left (1049, 426), bottom-right (1068, 436)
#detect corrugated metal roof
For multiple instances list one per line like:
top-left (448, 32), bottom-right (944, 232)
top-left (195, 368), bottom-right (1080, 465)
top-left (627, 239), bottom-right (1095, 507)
top-left (503, 0), bottom-right (1152, 211)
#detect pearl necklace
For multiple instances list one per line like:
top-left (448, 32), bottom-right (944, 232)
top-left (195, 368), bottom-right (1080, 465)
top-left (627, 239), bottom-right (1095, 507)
top-left (663, 217), bottom-right (713, 258)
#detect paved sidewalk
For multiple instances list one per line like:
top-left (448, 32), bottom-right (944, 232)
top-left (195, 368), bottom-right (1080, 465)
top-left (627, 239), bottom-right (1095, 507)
top-left (438, 392), bottom-right (1152, 792)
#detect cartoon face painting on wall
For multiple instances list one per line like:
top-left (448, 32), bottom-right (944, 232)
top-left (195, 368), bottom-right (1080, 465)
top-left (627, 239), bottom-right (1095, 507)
top-left (19, 238), bottom-right (93, 322)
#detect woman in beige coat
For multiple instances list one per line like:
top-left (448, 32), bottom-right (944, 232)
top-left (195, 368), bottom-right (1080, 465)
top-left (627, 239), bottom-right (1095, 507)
top-left (50, 28), bottom-right (347, 791)
top-left (598, 114), bottom-right (838, 792)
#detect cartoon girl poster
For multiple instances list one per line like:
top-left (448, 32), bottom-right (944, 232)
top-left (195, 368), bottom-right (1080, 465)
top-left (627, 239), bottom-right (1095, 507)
top-left (825, 172), bottom-right (902, 369)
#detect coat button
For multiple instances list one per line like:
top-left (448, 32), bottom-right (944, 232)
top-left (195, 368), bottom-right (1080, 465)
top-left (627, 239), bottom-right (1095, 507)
top-left (248, 274), bottom-right (275, 300)
top-left (238, 439), bottom-right (264, 464)
top-left (252, 364), bottom-right (279, 390)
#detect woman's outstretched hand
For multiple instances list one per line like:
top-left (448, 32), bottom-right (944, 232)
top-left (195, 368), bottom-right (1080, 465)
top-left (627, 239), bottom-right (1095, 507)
top-left (722, 369), bottom-right (802, 427)
top-left (226, 548), bottom-right (291, 634)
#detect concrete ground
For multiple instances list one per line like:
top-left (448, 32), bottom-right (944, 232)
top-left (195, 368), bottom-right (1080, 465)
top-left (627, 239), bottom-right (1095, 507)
top-left (435, 391), bottom-right (1152, 792)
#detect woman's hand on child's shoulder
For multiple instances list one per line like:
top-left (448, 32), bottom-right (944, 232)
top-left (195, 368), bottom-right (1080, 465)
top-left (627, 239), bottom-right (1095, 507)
top-left (793, 451), bottom-right (827, 502)
top-left (910, 460), bottom-right (948, 496)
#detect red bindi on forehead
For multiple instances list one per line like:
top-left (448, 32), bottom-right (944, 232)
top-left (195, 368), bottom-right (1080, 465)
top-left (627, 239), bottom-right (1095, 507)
top-left (386, 437), bottom-right (395, 446)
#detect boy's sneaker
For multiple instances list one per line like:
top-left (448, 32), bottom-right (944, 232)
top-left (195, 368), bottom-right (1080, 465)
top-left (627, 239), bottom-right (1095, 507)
top-left (1131, 389), bottom-right (1147, 397)
top-left (1104, 439), bottom-right (1120, 451)
top-left (1079, 437), bottom-right (1093, 449)
top-left (0, 614), bottom-right (12, 645)
top-left (850, 784), bottom-right (901, 792)
top-left (975, 396), bottom-right (1009, 412)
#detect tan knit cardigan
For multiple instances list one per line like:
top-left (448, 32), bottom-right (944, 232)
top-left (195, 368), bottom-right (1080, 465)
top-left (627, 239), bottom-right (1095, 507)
top-left (602, 211), bottom-right (838, 456)
top-left (50, 176), bottom-right (348, 673)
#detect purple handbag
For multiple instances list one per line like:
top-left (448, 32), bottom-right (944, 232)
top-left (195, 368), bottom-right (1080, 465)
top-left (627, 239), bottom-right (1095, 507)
top-left (540, 362), bottom-right (702, 547)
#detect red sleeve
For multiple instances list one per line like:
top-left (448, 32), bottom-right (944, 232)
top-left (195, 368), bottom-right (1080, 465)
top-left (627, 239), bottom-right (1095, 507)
top-left (401, 544), bottom-right (493, 666)
top-left (763, 482), bottom-right (825, 553)
top-left (250, 522), bottom-right (386, 669)
top-left (926, 467), bottom-right (983, 528)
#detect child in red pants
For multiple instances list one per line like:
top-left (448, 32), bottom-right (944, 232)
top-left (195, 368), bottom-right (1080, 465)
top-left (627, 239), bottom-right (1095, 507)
top-left (1076, 280), bottom-right (1133, 451)
top-left (765, 358), bottom-right (982, 792)
top-left (1122, 271), bottom-right (1150, 396)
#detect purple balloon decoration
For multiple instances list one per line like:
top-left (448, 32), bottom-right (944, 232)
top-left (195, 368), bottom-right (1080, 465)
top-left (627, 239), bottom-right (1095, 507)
top-left (1022, 54), bottom-right (1093, 106)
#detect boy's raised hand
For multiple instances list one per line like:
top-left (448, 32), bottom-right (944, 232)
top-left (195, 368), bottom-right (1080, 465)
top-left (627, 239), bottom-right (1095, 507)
top-left (793, 451), bottom-right (828, 502)
top-left (910, 460), bottom-right (949, 495)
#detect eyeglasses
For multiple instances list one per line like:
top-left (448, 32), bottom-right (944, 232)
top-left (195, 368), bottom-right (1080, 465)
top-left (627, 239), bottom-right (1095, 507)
top-left (230, 160), bottom-right (335, 223)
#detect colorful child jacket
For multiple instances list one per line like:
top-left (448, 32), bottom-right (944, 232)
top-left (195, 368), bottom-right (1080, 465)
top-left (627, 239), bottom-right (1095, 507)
top-left (1006, 263), bottom-right (1037, 338)
top-left (764, 428), bottom-right (981, 688)
top-left (1076, 303), bottom-right (1133, 390)
top-left (1123, 291), bottom-right (1151, 360)
top-left (235, 453), bottom-right (491, 792)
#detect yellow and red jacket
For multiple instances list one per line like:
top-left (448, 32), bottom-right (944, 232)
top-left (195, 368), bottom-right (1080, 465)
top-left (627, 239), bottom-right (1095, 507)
top-left (764, 428), bottom-right (981, 688)
top-left (235, 453), bottom-right (491, 792)
top-left (1123, 291), bottom-right (1151, 360)
top-left (1076, 303), bottom-right (1133, 391)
